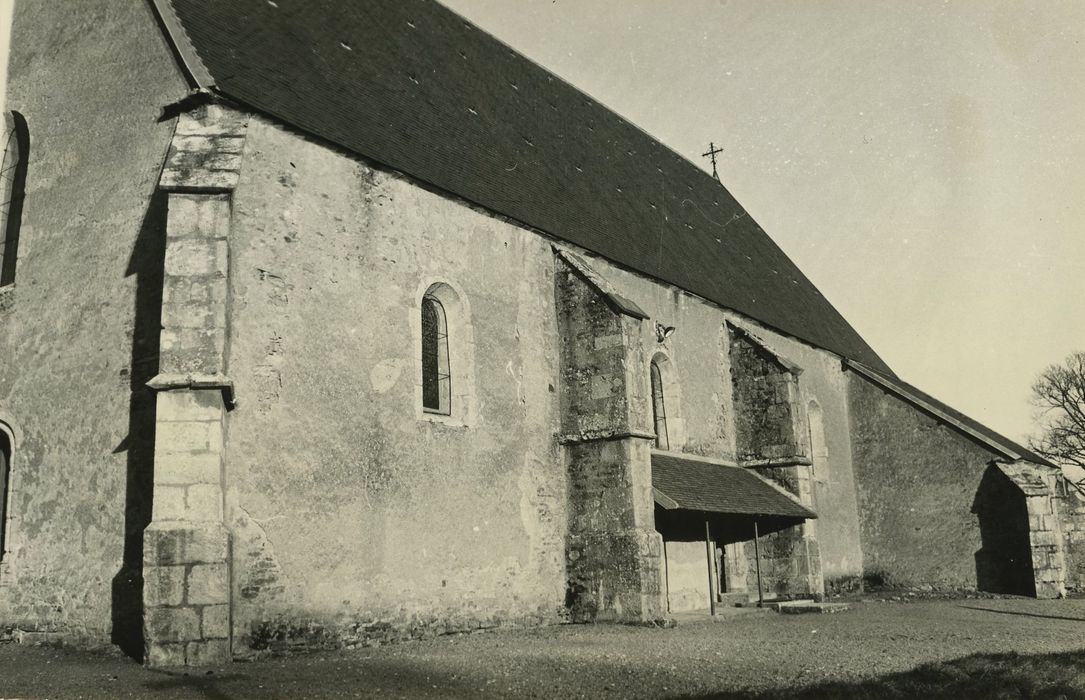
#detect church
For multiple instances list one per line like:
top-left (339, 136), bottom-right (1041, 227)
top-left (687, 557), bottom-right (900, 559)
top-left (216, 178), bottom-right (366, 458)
top-left (1, 0), bottom-right (1082, 667)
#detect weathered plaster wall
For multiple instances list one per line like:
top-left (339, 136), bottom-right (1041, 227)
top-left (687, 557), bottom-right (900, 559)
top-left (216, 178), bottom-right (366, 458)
top-left (0, 1), bottom-right (186, 649)
top-left (582, 260), bottom-right (865, 589)
top-left (225, 118), bottom-right (566, 648)
top-left (662, 540), bottom-right (711, 612)
top-left (848, 373), bottom-right (1007, 590)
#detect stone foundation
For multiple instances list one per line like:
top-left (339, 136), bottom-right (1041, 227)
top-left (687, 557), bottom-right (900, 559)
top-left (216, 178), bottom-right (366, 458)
top-left (143, 524), bottom-right (230, 665)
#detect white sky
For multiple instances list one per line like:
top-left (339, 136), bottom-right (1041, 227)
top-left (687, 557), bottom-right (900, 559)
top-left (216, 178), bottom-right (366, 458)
top-left (0, 2), bottom-right (1080, 443)
top-left (442, 0), bottom-right (1085, 443)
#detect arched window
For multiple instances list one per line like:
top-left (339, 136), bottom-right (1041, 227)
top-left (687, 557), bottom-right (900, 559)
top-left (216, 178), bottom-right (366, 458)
top-left (0, 111), bottom-right (29, 288)
top-left (416, 281), bottom-right (474, 424)
top-left (0, 425), bottom-right (11, 563)
top-left (421, 293), bottom-right (451, 414)
top-left (650, 358), bottom-right (669, 450)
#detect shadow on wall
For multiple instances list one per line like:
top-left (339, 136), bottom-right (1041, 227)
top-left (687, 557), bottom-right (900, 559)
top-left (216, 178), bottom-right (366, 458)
top-left (110, 191), bottom-right (167, 661)
top-left (972, 464), bottom-right (1035, 597)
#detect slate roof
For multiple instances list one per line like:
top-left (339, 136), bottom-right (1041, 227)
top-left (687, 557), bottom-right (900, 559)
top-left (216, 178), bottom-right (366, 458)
top-left (652, 452), bottom-right (816, 519)
top-left (844, 360), bottom-right (1056, 467)
top-left (162, 0), bottom-right (893, 374)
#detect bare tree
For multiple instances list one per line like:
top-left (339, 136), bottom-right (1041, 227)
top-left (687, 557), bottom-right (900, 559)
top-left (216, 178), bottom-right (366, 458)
top-left (1029, 352), bottom-right (1085, 470)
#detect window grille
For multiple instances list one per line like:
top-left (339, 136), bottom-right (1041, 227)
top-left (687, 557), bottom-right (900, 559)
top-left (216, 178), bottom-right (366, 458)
top-left (0, 430), bottom-right (10, 562)
top-left (650, 360), bottom-right (669, 450)
top-left (421, 294), bottom-right (451, 414)
top-left (0, 112), bottom-right (28, 288)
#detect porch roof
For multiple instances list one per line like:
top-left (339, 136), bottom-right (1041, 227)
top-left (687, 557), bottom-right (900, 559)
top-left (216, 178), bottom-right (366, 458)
top-left (651, 452), bottom-right (816, 519)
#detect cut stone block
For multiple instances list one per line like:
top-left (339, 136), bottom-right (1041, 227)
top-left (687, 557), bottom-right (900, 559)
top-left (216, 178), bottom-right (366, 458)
top-left (185, 484), bottom-right (224, 522)
top-left (144, 523), bottom-right (229, 567)
top-left (146, 642), bottom-right (187, 667)
top-left (187, 639), bottom-right (231, 666)
top-left (187, 563), bottom-right (228, 605)
top-left (201, 604), bottom-right (230, 639)
top-left (144, 565), bottom-right (186, 607)
top-left (145, 606), bottom-right (201, 643)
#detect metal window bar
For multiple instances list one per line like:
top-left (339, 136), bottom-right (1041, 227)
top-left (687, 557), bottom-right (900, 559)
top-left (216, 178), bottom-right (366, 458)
top-left (650, 361), bottom-right (669, 450)
top-left (421, 295), bottom-right (452, 414)
top-left (0, 112), bottom-right (28, 288)
top-left (0, 434), bottom-right (9, 561)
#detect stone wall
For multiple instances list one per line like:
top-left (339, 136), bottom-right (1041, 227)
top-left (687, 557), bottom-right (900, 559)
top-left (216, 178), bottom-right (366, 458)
top-left (572, 256), bottom-right (864, 590)
top-left (971, 465), bottom-right (1035, 595)
top-left (1055, 479), bottom-right (1085, 592)
top-left (140, 105), bottom-right (248, 666)
top-left (662, 540), bottom-right (712, 612)
top-left (556, 254), bottom-right (664, 623)
top-left (848, 372), bottom-right (1018, 591)
top-left (992, 461), bottom-right (1067, 598)
top-left (744, 466), bottom-right (822, 599)
top-left (728, 327), bottom-right (807, 464)
top-left (223, 117), bottom-right (567, 651)
top-left (0, 0), bottom-right (187, 652)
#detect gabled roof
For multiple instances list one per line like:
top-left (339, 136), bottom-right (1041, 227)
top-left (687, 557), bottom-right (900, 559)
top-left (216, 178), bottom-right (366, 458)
top-left (160, 0), bottom-right (894, 375)
top-left (554, 247), bottom-right (649, 320)
top-left (844, 360), bottom-right (1055, 468)
top-left (726, 321), bottom-right (804, 376)
top-left (652, 452), bottom-right (816, 519)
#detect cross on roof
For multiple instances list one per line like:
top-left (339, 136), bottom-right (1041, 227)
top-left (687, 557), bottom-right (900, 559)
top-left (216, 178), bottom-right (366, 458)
top-left (702, 141), bottom-right (723, 182)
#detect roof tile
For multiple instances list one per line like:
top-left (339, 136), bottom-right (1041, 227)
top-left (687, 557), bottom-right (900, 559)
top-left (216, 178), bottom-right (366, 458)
top-left (166, 0), bottom-right (893, 374)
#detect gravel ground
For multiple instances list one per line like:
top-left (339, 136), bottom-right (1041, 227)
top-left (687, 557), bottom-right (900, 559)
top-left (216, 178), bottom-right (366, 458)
top-left (2, 597), bottom-right (1084, 699)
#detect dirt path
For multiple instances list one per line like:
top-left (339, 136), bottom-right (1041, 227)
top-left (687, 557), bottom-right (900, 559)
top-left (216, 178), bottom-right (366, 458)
top-left (2, 598), bottom-right (1084, 699)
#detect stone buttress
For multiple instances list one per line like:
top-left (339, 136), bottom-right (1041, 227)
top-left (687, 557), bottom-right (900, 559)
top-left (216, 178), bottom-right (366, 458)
top-left (727, 323), bottom-right (824, 599)
top-left (554, 250), bottom-right (666, 623)
top-left (142, 102), bottom-right (247, 666)
top-left (997, 461), bottom-right (1069, 599)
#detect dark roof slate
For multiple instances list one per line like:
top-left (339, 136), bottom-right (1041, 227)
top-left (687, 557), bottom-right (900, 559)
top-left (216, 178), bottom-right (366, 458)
top-left (165, 0), bottom-right (893, 374)
top-left (652, 452), bottom-right (816, 519)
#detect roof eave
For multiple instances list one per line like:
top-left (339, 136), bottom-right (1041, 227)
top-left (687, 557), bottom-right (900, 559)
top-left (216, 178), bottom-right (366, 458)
top-left (149, 0), bottom-right (215, 90)
top-left (843, 359), bottom-right (1055, 468)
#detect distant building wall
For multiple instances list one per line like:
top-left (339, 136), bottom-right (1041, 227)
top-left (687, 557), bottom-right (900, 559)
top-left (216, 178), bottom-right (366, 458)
top-left (0, 0), bottom-right (186, 649)
top-left (847, 372), bottom-right (1010, 591)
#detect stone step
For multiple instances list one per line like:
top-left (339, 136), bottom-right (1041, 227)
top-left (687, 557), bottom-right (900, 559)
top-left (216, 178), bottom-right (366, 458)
top-left (762, 599), bottom-right (814, 611)
top-left (775, 601), bottom-right (851, 614)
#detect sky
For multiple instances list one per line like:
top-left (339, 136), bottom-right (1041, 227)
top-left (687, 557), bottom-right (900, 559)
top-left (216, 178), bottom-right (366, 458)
top-left (442, 0), bottom-right (1085, 443)
top-left (0, 2), bottom-right (1080, 443)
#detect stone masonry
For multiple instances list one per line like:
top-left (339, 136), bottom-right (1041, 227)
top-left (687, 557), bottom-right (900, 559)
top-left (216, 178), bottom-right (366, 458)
top-left (727, 323), bottom-right (808, 465)
top-left (998, 461), bottom-right (1068, 599)
top-left (1054, 474), bottom-right (1085, 592)
top-left (556, 251), bottom-right (666, 623)
top-left (142, 102), bottom-right (247, 666)
top-left (727, 323), bottom-right (823, 598)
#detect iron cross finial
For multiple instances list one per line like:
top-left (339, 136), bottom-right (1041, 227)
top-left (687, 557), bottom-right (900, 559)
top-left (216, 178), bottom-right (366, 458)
top-left (702, 141), bottom-right (723, 182)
